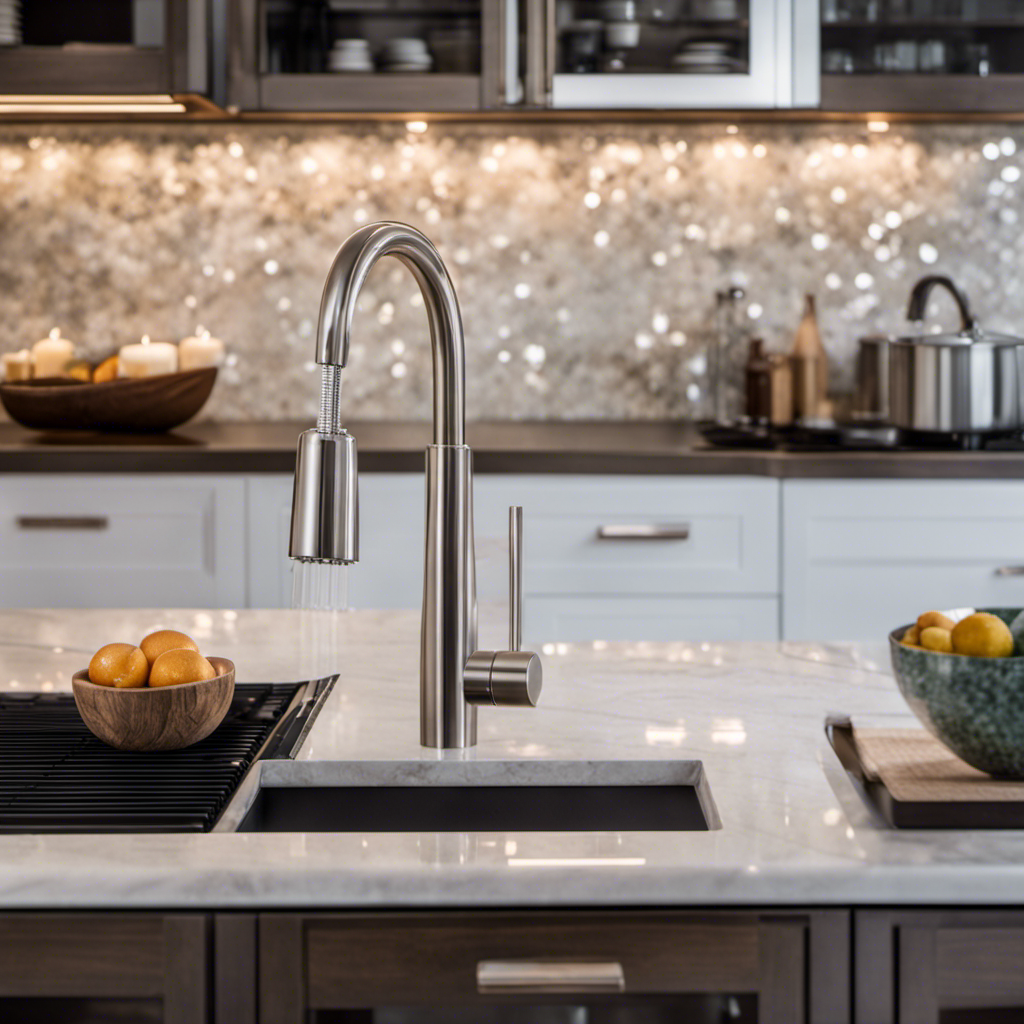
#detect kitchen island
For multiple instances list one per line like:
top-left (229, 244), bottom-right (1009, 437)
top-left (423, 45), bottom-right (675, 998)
top-left (1, 609), bottom-right (1023, 1021)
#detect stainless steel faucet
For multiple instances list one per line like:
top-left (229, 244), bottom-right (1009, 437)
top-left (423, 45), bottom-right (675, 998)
top-left (289, 222), bottom-right (542, 749)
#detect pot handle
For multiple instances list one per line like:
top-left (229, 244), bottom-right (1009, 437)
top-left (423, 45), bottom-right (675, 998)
top-left (907, 275), bottom-right (977, 332)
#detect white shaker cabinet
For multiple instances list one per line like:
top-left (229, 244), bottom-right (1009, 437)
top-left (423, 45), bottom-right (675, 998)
top-left (246, 473), bottom-right (781, 643)
top-left (781, 479), bottom-right (1024, 641)
top-left (0, 475), bottom-right (246, 608)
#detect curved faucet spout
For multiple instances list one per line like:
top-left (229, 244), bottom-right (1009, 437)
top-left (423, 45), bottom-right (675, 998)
top-left (316, 221), bottom-right (466, 447)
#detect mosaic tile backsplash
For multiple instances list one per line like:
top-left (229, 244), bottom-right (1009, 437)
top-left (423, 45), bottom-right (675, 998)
top-left (0, 120), bottom-right (1022, 422)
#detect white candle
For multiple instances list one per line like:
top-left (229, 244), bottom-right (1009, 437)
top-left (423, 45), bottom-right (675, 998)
top-left (117, 335), bottom-right (179, 379)
top-left (2, 349), bottom-right (33, 381)
top-left (32, 328), bottom-right (74, 378)
top-left (178, 329), bottom-right (225, 371)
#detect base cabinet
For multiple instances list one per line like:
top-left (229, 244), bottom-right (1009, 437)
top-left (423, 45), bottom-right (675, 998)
top-left (257, 910), bottom-right (849, 1024)
top-left (0, 913), bottom-right (210, 1023)
top-left (856, 910), bottom-right (1024, 1024)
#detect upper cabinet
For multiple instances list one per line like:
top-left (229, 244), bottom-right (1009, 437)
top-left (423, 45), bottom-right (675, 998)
top-left (0, 0), bottom-right (209, 100)
top-left (525, 0), bottom-right (820, 108)
top-left (227, 0), bottom-right (517, 111)
top-left (5, 0), bottom-right (1022, 116)
top-left (820, 0), bottom-right (1024, 111)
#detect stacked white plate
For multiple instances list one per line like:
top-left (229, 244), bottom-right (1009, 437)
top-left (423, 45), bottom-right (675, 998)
top-left (328, 39), bottom-right (374, 73)
top-left (671, 40), bottom-right (738, 73)
top-left (379, 37), bottom-right (432, 74)
top-left (0, 0), bottom-right (21, 46)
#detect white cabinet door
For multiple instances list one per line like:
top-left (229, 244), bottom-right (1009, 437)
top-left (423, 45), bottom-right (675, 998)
top-left (476, 474), bottom-right (780, 642)
top-left (475, 475), bottom-right (780, 596)
top-left (248, 472), bottom-right (780, 641)
top-left (782, 479), bottom-right (1024, 640)
top-left (247, 474), bottom-right (424, 609)
top-left (0, 475), bottom-right (246, 608)
top-left (545, 0), bottom-right (820, 109)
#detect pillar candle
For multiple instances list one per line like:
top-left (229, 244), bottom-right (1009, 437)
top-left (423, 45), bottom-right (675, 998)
top-left (32, 328), bottom-right (74, 378)
top-left (118, 335), bottom-right (179, 378)
top-left (2, 349), bottom-right (33, 381)
top-left (178, 330), bottom-right (225, 371)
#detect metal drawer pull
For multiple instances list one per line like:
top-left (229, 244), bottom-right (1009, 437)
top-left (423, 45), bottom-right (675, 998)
top-left (477, 960), bottom-right (625, 994)
top-left (16, 515), bottom-right (109, 530)
top-left (995, 566), bottom-right (1024, 577)
top-left (596, 523), bottom-right (690, 541)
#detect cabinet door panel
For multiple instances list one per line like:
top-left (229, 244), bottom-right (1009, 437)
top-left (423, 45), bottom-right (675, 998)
top-left (856, 910), bottom-right (1024, 1024)
top-left (783, 479), bottom-right (1024, 640)
top-left (475, 475), bottom-right (779, 597)
top-left (0, 475), bottom-right (245, 608)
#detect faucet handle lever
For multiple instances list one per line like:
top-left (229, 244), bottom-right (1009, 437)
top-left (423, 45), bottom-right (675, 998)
top-left (464, 504), bottom-right (542, 709)
top-left (509, 505), bottom-right (522, 652)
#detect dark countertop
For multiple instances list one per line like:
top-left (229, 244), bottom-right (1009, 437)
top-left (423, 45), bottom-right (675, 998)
top-left (1, 420), bottom-right (1024, 478)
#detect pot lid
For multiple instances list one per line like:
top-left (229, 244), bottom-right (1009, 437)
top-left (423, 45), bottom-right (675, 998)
top-left (895, 274), bottom-right (1024, 347)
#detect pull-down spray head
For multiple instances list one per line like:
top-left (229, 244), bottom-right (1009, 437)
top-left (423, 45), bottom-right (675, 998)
top-left (288, 367), bottom-right (358, 565)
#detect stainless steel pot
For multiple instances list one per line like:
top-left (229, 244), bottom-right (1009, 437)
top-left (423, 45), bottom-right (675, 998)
top-left (888, 275), bottom-right (1024, 434)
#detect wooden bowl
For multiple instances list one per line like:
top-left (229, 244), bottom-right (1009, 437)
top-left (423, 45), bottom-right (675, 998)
top-left (71, 657), bottom-right (235, 752)
top-left (0, 367), bottom-right (217, 433)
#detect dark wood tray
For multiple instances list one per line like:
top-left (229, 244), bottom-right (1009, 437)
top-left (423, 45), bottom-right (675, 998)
top-left (826, 716), bottom-right (1024, 829)
top-left (0, 367), bottom-right (217, 433)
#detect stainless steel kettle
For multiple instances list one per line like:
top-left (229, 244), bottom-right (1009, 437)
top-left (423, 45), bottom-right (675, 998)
top-left (888, 275), bottom-right (1024, 434)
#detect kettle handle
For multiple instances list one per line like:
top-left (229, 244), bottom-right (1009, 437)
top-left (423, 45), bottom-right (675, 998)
top-left (907, 275), bottom-right (977, 332)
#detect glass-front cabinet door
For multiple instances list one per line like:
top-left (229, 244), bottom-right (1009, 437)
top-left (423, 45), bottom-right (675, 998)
top-left (228, 0), bottom-right (516, 111)
top-left (528, 0), bottom-right (819, 108)
top-left (820, 0), bottom-right (1024, 110)
top-left (0, 0), bottom-right (204, 97)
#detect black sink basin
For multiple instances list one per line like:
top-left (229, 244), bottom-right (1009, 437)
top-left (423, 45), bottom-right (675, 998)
top-left (233, 761), bottom-right (719, 833)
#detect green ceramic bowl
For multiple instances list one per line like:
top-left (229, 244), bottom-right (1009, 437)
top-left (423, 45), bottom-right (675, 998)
top-left (889, 608), bottom-right (1024, 778)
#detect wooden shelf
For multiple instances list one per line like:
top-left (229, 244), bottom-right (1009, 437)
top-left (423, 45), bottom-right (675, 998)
top-left (822, 72), bottom-right (1024, 112)
top-left (259, 72), bottom-right (481, 110)
top-left (0, 45), bottom-right (169, 93)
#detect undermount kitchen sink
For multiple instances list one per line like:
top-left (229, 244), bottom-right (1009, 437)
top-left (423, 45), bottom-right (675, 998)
top-left (232, 760), bottom-right (720, 833)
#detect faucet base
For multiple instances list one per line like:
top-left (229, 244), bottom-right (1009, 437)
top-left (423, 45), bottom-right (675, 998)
top-left (420, 443), bottom-right (478, 749)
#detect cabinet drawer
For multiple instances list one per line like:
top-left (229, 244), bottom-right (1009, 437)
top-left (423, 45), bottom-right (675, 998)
top-left (0, 475), bottom-right (246, 608)
top-left (528, 595), bottom-right (779, 642)
top-left (783, 480), bottom-right (1024, 640)
top-left (476, 476), bottom-right (779, 597)
top-left (260, 912), bottom-right (807, 1015)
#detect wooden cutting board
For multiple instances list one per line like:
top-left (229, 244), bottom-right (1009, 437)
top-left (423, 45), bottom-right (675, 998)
top-left (827, 718), bottom-right (1024, 828)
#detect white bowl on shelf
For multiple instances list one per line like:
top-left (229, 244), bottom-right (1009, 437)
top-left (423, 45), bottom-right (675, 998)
top-left (604, 21), bottom-right (641, 47)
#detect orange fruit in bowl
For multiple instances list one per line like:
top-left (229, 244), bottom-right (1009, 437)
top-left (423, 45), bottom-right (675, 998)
top-left (139, 629), bottom-right (200, 667)
top-left (149, 649), bottom-right (217, 688)
top-left (951, 613), bottom-right (1015, 659)
top-left (88, 643), bottom-right (149, 688)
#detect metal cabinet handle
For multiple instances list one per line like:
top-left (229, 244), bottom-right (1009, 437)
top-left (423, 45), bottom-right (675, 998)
top-left (16, 516), bottom-right (109, 530)
top-left (995, 566), bottom-right (1024, 577)
top-left (596, 523), bottom-right (690, 541)
top-left (477, 960), bottom-right (626, 994)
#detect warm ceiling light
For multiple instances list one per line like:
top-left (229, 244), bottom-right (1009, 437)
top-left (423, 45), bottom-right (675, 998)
top-left (0, 94), bottom-right (186, 114)
top-left (867, 120), bottom-right (890, 133)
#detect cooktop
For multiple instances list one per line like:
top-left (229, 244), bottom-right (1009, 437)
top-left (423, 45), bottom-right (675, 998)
top-left (0, 683), bottom-right (310, 834)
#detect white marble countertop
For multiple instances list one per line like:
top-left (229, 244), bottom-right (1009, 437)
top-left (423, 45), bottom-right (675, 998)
top-left (0, 607), bottom-right (1020, 910)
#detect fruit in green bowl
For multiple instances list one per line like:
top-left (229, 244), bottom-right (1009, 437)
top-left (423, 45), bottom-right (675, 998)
top-left (889, 608), bottom-right (1024, 778)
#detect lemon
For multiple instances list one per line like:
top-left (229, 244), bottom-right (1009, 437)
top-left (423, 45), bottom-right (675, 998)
top-left (951, 613), bottom-right (1015, 658)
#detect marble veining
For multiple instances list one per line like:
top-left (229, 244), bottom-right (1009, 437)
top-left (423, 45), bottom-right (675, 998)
top-left (1, 122), bottom-right (1022, 421)
top-left (1, 608), bottom-right (1024, 909)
